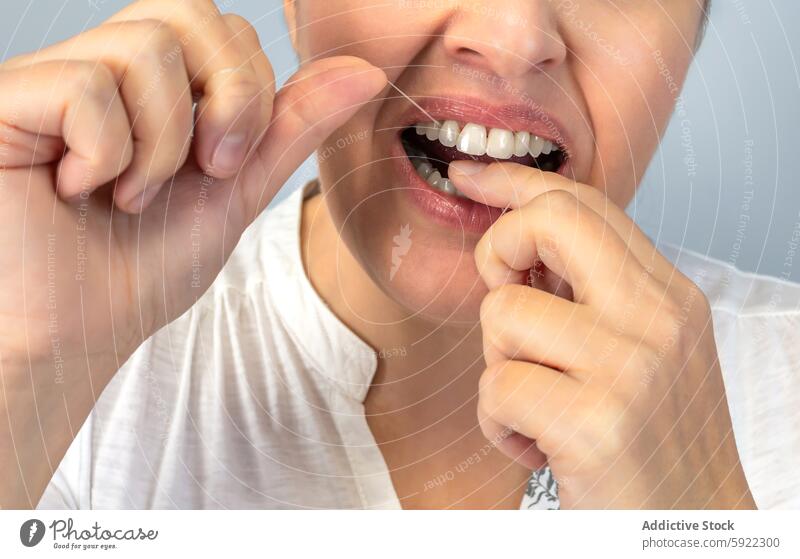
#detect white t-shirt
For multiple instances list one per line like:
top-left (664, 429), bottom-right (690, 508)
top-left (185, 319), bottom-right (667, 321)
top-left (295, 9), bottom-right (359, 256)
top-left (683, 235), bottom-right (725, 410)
top-left (38, 183), bottom-right (800, 510)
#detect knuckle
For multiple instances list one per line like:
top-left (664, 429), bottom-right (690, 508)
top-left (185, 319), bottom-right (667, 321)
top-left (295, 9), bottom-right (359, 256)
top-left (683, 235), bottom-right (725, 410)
top-left (222, 75), bottom-right (262, 100)
top-left (146, 22), bottom-right (182, 56)
top-left (585, 395), bottom-right (629, 457)
top-left (280, 78), bottom-right (326, 131)
top-left (127, 18), bottom-right (175, 44)
top-left (71, 62), bottom-right (117, 103)
top-left (603, 402), bottom-right (631, 455)
top-left (179, 0), bottom-right (218, 16)
top-left (627, 344), bottom-right (662, 386)
top-left (114, 20), bottom-right (182, 65)
top-left (480, 284), bottom-right (525, 324)
top-left (182, 0), bottom-right (223, 30)
top-left (224, 13), bottom-right (260, 45)
top-left (540, 189), bottom-right (602, 242)
top-left (539, 189), bottom-right (578, 218)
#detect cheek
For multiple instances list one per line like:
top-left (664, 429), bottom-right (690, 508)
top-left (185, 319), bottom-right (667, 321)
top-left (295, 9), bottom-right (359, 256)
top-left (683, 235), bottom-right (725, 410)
top-left (570, 8), bottom-right (698, 203)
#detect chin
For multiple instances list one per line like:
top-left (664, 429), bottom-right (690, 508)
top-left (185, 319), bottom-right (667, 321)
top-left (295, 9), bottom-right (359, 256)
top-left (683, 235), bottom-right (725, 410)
top-left (320, 157), bottom-right (494, 325)
top-left (378, 240), bottom-right (488, 325)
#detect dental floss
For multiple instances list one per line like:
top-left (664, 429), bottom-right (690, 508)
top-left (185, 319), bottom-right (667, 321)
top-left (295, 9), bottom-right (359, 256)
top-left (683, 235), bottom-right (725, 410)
top-left (387, 81), bottom-right (441, 126)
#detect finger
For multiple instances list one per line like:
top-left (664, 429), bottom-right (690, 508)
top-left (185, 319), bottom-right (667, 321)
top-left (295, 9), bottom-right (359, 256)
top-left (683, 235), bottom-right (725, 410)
top-left (476, 405), bottom-right (547, 471)
top-left (449, 161), bottom-right (675, 281)
top-left (473, 189), bottom-right (648, 307)
top-left (6, 19), bottom-right (201, 211)
top-left (480, 284), bottom-right (610, 374)
top-left (479, 359), bottom-right (592, 458)
top-left (221, 13), bottom-right (275, 108)
top-left (191, 14), bottom-right (276, 178)
top-left (106, 3), bottom-right (270, 179)
top-left (76, 21), bottom-right (195, 212)
top-left (0, 122), bottom-right (65, 169)
top-left (241, 56), bottom-right (387, 216)
top-left (0, 60), bottom-right (133, 196)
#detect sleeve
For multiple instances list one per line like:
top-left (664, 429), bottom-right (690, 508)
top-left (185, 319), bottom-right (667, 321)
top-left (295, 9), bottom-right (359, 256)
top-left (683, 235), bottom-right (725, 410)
top-left (36, 414), bottom-right (93, 510)
top-left (719, 311), bottom-right (800, 509)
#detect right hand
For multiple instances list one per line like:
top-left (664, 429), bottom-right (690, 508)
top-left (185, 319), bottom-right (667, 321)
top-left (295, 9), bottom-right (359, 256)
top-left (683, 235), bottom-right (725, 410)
top-left (0, 0), bottom-right (385, 507)
top-left (0, 0), bottom-right (386, 364)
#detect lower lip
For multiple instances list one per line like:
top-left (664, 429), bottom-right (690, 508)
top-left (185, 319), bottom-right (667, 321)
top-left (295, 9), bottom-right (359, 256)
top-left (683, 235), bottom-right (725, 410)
top-left (391, 138), bottom-right (504, 234)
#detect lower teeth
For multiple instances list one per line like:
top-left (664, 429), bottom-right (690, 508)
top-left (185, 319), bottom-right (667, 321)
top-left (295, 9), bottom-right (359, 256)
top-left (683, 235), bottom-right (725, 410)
top-left (406, 145), bottom-right (467, 198)
top-left (415, 159), bottom-right (465, 197)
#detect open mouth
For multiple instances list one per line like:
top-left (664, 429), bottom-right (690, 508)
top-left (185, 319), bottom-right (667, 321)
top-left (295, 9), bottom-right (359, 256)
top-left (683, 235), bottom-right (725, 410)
top-left (401, 120), bottom-right (567, 197)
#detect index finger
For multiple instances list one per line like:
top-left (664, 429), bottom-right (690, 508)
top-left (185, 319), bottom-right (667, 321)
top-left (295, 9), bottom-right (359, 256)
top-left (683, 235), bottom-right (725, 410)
top-left (449, 160), bottom-right (675, 281)
top-left (474, 188), bottom-right (647, 307)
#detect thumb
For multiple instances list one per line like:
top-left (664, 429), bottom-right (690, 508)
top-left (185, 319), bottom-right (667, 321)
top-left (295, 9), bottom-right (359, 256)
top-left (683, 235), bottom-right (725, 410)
top-left (243, 56), bottom-right (387, 213)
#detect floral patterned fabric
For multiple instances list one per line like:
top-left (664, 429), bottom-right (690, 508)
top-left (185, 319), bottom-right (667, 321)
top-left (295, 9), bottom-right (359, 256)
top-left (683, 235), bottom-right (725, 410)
top-left (521, 467), bottom-right (560, 510)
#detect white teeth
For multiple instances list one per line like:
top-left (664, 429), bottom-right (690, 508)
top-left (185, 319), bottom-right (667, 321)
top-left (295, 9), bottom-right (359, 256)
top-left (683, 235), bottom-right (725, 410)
top-left (529, 135), bottom-right (545, 158)
top-left (411, 161), bottom-right (466, 198)
top-left (439, 178), bottom-right (456, 195)
top-left (514, 131), bottom-right (530, 157)
top-left (486, 128), bottom-right (514, 159)
top-left (416, 120), bottom-right (559, 161)
top-left (425, 121), bottom-right (441, 141)
top-left (438, 120), bottom-right (460, 148)
top-left (416, 160), bottom-right (434, 179)
top-left (457, 123), bottom-right (487, 156)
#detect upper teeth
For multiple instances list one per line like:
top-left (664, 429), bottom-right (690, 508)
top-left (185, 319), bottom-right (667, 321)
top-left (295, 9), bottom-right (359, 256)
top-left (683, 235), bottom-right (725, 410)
top-left (416, 120), bottom-right (557, 159)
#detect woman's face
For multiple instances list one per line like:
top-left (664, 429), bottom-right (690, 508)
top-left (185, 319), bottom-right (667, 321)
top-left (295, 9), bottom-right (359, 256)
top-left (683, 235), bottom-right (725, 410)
top-left (286, 0), bottom-right (703, 323)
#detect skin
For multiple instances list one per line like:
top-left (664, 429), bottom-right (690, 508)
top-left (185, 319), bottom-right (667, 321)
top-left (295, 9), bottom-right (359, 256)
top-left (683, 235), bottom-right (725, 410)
top-left (0, 0), bottom-right (753, 509)
top-left (292, 0), bottom-right (752, 508)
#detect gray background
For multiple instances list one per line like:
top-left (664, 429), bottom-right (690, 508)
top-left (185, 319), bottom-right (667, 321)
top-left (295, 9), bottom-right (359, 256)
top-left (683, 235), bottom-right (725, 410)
top-left (2, 0), bottom-right (798, 281)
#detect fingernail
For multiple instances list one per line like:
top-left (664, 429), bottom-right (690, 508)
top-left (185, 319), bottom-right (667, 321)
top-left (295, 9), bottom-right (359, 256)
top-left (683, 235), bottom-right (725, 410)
top-left (449, 160), bottom-right (488, 177)
top-left (210, 132), bottom-right (248, 175)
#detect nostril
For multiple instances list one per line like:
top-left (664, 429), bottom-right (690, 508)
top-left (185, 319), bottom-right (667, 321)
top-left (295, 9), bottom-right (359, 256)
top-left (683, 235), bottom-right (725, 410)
top-left (455, 46), bottom-right (482, 59)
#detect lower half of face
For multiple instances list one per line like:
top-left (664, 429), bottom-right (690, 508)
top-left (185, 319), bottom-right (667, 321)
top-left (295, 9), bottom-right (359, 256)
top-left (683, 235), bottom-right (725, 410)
top-left (319, 106), bottom-right (572, 324)
top-left (299, 1), bottom-right (703, 324)
top-left (321, 139), bottom-right (499, 324)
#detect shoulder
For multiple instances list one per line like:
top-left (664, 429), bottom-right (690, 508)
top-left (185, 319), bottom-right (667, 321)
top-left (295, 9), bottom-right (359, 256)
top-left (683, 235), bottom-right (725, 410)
top-left (657, 242), bottom-right (800, 316)
top-left (202, 185), bottom-right (307, 300)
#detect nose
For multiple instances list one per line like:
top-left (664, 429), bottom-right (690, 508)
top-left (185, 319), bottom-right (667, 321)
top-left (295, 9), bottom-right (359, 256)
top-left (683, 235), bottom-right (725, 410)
top-left (442, 0), bottom-right (566, 79)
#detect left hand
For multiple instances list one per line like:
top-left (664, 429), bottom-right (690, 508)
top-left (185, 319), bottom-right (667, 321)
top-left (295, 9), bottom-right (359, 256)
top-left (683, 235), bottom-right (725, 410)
top-left (449, 161), bottom-right (756, 509)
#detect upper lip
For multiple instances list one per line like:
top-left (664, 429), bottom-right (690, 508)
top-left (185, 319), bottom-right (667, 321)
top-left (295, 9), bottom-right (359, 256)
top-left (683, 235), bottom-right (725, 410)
top-left (394, 94), bottom-right (572, 156)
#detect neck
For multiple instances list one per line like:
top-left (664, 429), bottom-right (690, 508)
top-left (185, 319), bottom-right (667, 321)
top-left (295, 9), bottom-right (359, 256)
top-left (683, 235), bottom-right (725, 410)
top-left (301, 190), bottom-right (532, 508)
